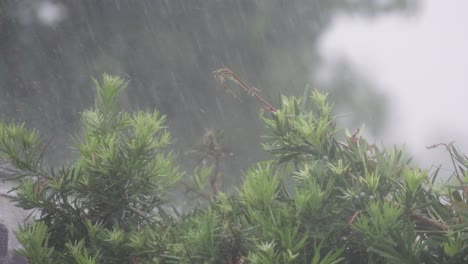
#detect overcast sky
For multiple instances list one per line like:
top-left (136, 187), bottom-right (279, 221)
top-left (320, 0), bottom-right (468, 174)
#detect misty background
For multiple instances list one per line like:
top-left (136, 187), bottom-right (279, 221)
top-left (0, 0), bottom-right (465, 255)
top-left (320, 0), bottom-right (468, 174)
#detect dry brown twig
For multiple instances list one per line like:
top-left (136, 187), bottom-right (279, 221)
top-left (214, 67), bottom-right (277, 112)
top-left (427, 142), bottom-right (467, 197)
top-left (410, 210), bottom-right (448, 231)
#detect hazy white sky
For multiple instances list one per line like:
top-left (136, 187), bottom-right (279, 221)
top-left (320, 0), bottom-right (468, 172)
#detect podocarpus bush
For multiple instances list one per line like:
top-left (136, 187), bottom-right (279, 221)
top-left (0, 75), bottom-right (181, 263)
top-left (1, 72), bottom-right (468, 263)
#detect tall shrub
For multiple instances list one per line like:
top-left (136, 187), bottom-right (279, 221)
top-left (0, 75), bottom-right (180, 263)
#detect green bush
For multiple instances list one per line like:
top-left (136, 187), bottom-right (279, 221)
top-left (1, 72), bottom-right (468, 263)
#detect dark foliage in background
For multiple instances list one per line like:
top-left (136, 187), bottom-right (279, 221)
top-left (0, 0), bottom-right (418, 182)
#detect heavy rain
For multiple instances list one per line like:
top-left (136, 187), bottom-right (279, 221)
top-left (0, 0), bottom-right (467, 263)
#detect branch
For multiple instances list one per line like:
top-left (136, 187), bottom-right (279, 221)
top-left (347, 210), bottom-right (361, 226)
top-left (411, 211), bottom-right (448, 231)
top-left (427, 142), bottom-right (466, 198)
top-left (209, 155), bottom-right (220, 198)
top-left (1, 193), bottom-right (17, 199)
top-left (181, 181), bottom-right (211, 200)
top-left (214, 67), bottom-right (277, 112)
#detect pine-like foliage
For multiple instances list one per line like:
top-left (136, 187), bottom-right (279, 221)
top-left (0, 75), bottom-right (180, 263)
top-left (1, 73), bottom-right (468, 263)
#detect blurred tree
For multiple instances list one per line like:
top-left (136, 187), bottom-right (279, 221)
top-left (0, 0), bottom-right (419, 176)
top-left (318, 58), bottom-right (389, 136)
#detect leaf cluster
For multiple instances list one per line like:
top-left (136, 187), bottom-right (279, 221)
top-left (1, 75), bottom-right (180, 263)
